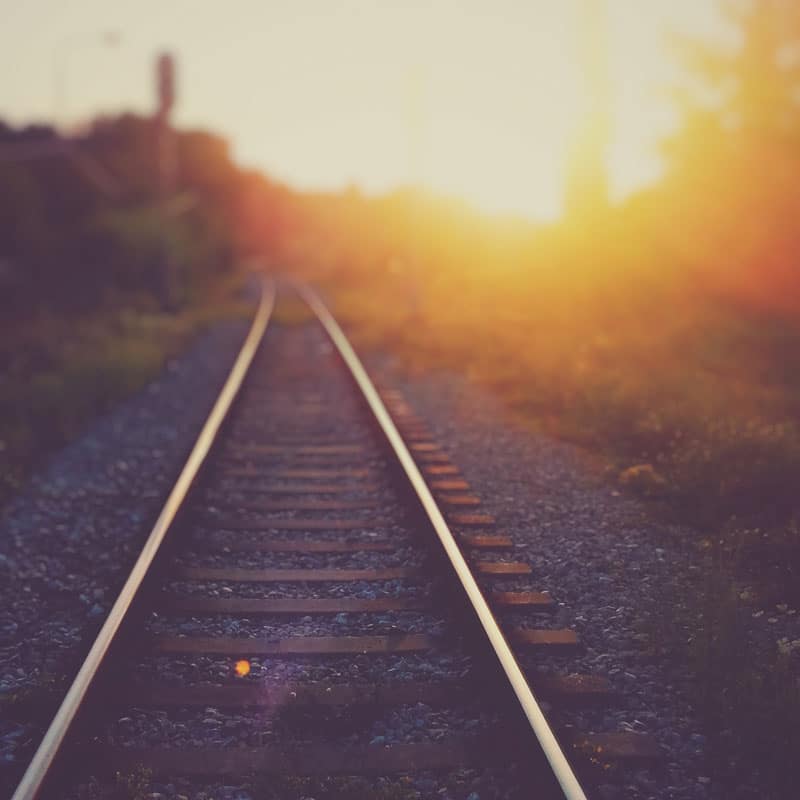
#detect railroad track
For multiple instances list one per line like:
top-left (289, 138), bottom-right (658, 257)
top-left (11, 282), bottom-right (658, 800)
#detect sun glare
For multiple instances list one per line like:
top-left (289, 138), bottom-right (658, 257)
top-left (2, 0), bottom-right (727, 221)
top-left (235, 1), bottom-right (718, 222)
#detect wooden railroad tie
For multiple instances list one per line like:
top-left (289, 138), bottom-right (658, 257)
top-left (197, 517), bottom-right (392, 532)
top-left (474, 561), bottom-right (532, 576)
top-left (449, 513), bottom-right (496, 527)
top-left (219, 499), bottom-right (378, 512)
top-left (159, 595), bottom-right (426, 615)
top-left (174, 566), bottom-right (415, 582)
top-left (189, 536), bottom-right (394, 554)
top-left (430, 479), bottom-right (471, 491)
top-left (491, 590), bottom-right (554, 609)
top-left (423, 464), bottom-right (461, 477)
top-left (207, 483), bottom-right (380, 495)
top-left (459, 533), bottom-right (514, 550)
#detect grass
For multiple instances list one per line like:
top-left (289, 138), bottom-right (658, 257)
top-left (0, 277), bottom-right (250, 510)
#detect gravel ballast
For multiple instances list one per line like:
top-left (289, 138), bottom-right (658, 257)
top-left (0, 320), bottom-right (248, 789)
top-left (145, 611), bottom-right (447, 639)
top-left (105, 704), bottom-right (491, 749)
top-left (132, 651), bottom-right (474, 687)
top-left (163, 578), bottom-right (432, 600)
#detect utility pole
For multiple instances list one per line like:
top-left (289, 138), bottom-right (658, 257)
top-left (154, 51), bottom-right (179, 309)
top-left (155, 52), bottom-right (177, 199)
top-left (565, 0), bottom-right (611, 222)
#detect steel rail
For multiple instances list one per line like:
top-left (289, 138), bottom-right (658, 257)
top-left (299, 284), bottom-right (589, 800)
top-left (11, 280), bottom-right (276, 800)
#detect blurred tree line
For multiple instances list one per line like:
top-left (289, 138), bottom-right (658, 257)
top-left (0, 114), bottom-right (300, 508)
top-left (0, 114), bottom-right (294, 315)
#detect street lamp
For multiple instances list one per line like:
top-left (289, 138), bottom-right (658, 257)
top-left (52, 30), bottom-right (122, 131)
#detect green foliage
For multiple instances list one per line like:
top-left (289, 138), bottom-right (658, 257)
top-left (0, 113), bottom-right (251, 314)
top-left (0, 111), bottom-right (259, 509)
top-left (0, 298), bottom-right (246, 510)
top-left (84, 207), bottom-right (167, 299)
top-left (0, 162), bottom-right (47, 266)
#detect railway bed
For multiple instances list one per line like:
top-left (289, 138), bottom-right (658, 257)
top-left (10, 283), bottom-right (659, 800)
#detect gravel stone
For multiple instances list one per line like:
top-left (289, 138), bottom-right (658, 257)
top-left (145, 611), bottom-right (447, 638)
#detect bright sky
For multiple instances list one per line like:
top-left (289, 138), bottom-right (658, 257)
top-left (0, 0), bottom-right (729, 220)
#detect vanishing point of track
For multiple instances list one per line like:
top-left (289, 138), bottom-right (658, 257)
top-left (11, 281), bottom-right (657, 800)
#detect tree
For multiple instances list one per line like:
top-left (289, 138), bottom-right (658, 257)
top-left (666, 0), bottom-right (800, 168)
top-left (659, 1), bottom-right (800, 313)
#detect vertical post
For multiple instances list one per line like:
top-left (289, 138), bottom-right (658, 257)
top-left (154, 51), bottom-right (178, 309)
